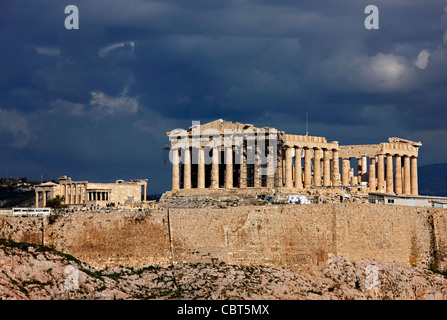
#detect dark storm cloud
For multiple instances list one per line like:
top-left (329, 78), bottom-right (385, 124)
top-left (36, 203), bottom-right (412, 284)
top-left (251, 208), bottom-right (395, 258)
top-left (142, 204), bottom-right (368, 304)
top-left (1, 0), bottom-right (447, 192)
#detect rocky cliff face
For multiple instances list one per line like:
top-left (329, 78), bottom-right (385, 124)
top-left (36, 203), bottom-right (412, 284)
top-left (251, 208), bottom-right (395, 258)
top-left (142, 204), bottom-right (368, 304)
top-left (1, 240), bottom-right (447, 300)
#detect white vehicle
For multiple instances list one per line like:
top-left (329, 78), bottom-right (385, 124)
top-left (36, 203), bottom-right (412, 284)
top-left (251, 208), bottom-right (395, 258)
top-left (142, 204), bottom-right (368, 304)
top-left (12, 207), bottom-right (52, 217)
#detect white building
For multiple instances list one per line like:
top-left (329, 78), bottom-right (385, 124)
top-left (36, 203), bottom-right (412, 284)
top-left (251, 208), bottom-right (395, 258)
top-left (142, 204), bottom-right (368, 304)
top-left (368, 192), bottom-right (447, 208)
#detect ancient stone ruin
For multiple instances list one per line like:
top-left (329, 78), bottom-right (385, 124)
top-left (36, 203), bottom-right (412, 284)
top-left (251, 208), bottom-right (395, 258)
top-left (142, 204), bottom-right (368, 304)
top-left (162, 119), bottom-right (421, 201)
top-left (34, 176), bottom-right (148, 208)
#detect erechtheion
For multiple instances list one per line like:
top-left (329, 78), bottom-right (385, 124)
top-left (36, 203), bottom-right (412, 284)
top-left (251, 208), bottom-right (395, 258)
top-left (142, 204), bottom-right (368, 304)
top-left (35, 176), bottom-right (148, 207)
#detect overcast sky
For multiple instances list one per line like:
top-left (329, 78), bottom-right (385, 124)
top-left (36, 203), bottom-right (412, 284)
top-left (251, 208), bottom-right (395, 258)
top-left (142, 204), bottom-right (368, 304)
top-left (1, 0), bottom-right (447, 193)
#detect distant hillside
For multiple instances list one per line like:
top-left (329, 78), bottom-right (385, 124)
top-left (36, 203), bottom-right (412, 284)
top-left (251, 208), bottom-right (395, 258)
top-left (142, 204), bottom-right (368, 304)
top-left (0, 188), bottom-right (35, 208)
top-left (418, 163), bottom-right (447, 197)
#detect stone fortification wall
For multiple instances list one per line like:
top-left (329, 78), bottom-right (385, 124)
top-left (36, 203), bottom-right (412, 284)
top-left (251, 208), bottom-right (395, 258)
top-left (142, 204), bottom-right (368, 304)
top-left (170, 204), bottom-right (433, 271)
top-left (1, 204), bottom-right (446, 272)
top-left (0, 216), bottom-right (43, 245)
top-left (169, 205), bottom-right (334, 271)
top-left (0, 210), bottom-right (172, 270)
top-left (432, 209), bottom-right (447, 272)
top-left (45, 210), bottom-right (172, 270)
top-left (333, 204), bottom-right (432, 267)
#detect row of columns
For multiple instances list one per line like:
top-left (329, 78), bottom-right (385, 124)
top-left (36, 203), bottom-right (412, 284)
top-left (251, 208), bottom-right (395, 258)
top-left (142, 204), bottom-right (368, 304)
top-left (284, 146), bottom-right (340, 190)
top-left (62, 183), bottom-right (86, 205)
top-left (172, 147), bottom-right (233, 190)
top-left (340, 154), bottom-right (418, 195)
top-left (172, 145), bottom-right (274, 191)
top-left (172, 145), bottom-right (341, 191)
top-left (171, 145), bottom-right (418, 195)
top-left (35, 190), bottom-right (52, 207)
top-left (88, 191), bottom-right (110, 201)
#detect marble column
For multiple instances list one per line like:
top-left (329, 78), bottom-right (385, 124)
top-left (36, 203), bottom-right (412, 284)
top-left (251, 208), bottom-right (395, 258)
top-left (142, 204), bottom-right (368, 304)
top-left (349, 168), bottom-right (354, 183)
top-left (211, 147), bottom-right (219, 189)
top-left (239, 144), bottom-right (246, 188)
top-left (294, 147), bottom-right (302, 190)
top-left (361, 156), bottom-right (368, 182)
top-left (277, 149), bottom-right (284, 187)
top-left (198, 147), bottom-right (205, 189)
top-left (377, 154), bottom-right (385, 192)
top-left (332, 149), bottom-right (340, 186)
top-left (225, 146), bottom-right (233, 189)
top-left (403, 155), bottom-right (411, 194)
top-left (35, 191), bottom-right (39, 207)
top-left (304, 147), bottom-right (312, 188)
top-left (357, 158), bottom-right (362, 183)
top-left (323, 149), bottom-right (331, 187)
top-left (386, 154), bottom-right (394, 193)
top-left (394, 155), bottom-right (402, 194)
top-left (254, 146), bottom-right (260, 188)
top-left (183, 147), bottom-right (191, 189)
top-left (285, 146), bottom-right (293, 188)
top-left (368, 163), bottom-right (376, 192)
top-left (341, 158), bottom-right (350, 187)
top-left (314, 148), bottom-right (322, 187)
top-left (411, 156), bottom-right (418, 195)
top-left (266, 146), bottom-right (275, 188)
top-left (171, 148), bottom-right (180, 191)
top-left (370, 157), bottom-right (376, 190)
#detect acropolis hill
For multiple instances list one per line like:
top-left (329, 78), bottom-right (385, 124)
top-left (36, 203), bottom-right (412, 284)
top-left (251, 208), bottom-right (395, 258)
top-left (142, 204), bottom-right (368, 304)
top-left (2, 119), bottom-right (447, 283)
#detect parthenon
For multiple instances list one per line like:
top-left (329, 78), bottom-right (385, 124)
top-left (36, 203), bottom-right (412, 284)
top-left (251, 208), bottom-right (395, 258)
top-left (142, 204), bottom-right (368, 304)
top-left (162, 119), bottom-right (421, 199)
top-left (35, 176), bottom-right (148, 207)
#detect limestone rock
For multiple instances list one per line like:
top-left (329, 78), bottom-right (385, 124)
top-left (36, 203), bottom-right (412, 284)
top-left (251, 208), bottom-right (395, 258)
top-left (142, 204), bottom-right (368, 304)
top-left (1, 240), bottom-right (447, 300)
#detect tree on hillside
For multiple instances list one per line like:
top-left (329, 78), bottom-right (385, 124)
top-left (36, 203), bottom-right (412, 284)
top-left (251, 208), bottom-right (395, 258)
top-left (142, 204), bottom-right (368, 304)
top-left (46, 195), bottom-right (68, 209)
